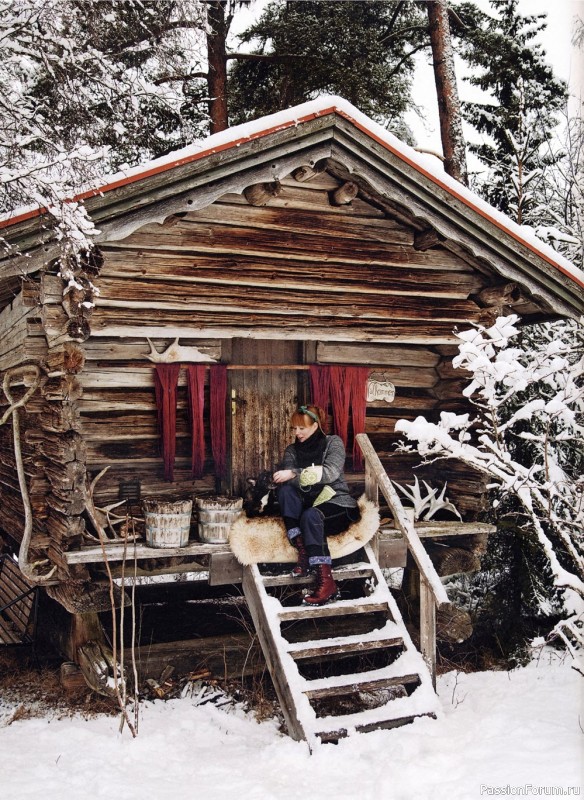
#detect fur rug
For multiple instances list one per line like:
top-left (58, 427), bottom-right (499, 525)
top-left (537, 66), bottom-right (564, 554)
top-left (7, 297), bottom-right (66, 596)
top-left (228, 495), bottom-right (380, 566)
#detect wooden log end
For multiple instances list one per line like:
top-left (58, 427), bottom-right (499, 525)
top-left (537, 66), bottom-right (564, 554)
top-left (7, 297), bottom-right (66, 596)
top-left (243, 182), bottom-right (282, 207)
top-left (329, 181), bottom-right (359, 206)
top-left (436, 606), bottom-right (473, 643)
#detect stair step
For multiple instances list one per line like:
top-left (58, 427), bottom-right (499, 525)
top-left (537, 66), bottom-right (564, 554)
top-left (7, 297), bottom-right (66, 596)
top-left (287, 634), bottom-right (403, 660)
top-left (304, 672), bottom-right (421, 700)
top-left (278, 599), bottom-right (389, 621)
top-left (315, 713), bottom-right (434, 743)
top-left (241, 539), bottom-right (438, 744)
top-left (261, 564), bottom-right (375, 588)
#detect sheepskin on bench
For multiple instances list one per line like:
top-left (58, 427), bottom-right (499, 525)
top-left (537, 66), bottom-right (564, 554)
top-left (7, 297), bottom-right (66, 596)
top-left (228, 495), bottom-right (380, 566)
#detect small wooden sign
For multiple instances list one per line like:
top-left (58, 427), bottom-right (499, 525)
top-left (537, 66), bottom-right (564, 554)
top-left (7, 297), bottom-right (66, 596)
top-left (367, 372), bottom-right (396, 404)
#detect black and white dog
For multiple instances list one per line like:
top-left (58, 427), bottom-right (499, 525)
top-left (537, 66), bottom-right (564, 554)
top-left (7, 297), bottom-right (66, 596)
top-left (243, 470), bottom-right (280, 518)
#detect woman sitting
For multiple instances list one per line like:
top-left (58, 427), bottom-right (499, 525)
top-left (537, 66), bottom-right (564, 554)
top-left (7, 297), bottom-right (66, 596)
top-left (272, 405), bottom-right (360, 605)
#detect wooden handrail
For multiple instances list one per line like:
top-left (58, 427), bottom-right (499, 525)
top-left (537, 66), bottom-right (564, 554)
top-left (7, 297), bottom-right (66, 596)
top-left (356, 434), bottom-right (450, 610)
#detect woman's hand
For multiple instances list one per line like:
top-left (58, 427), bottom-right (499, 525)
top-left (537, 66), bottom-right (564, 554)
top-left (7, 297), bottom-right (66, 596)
top-left (272, 469), bottom-right (295, 484)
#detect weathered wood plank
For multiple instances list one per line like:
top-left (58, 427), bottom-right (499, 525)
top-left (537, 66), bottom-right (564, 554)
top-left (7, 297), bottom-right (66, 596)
top-left (65, 541), bottom-right (230, 564)
top-left (182, 202), bottom-right (413, 243)
top-left (86, 322), bottom-right (462, 345)
top-left (379, 522), bottom-right (496, 539)
top-left (120, 221), bottom-right (417, 260)
top-left (102, 247), bottom-right (481, 288)
top-left (80, 337), bottom-right (222, 363)
top-left (420, 576), bottom-right (437, 687)
top-left (78, 278), bottom-right (481, 322)
top-left (82, 309), bottom-right (472, 342)
top-left (317, 342), bottom-right (441, 367)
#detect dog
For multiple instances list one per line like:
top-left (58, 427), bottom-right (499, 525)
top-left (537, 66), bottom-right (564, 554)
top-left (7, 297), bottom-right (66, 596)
top-left (243, 471), bottom-right (280, 518)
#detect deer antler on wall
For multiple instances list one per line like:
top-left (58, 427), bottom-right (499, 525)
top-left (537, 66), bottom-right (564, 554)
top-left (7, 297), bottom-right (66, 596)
top-left (145, 338), bottom-right (218, 363)
top-left (393, 476), bottom-right (462, 521)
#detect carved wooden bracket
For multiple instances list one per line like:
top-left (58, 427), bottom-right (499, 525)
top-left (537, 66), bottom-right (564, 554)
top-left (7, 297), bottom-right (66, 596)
top-left (292, 160), bottom-right (327, 183)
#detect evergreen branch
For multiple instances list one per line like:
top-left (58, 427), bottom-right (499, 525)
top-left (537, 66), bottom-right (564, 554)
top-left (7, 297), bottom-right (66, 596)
top-left (226, 52), bottom-right (317, 62)
top-left (385, 43), bottom-right (430, 79)
top-left (154, 71), bottom-right (208, 85)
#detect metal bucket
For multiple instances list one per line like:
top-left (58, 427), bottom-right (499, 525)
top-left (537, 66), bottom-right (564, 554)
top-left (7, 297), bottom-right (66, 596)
top-left (196, 496), bottom-right (243, 544)
top-left (143, 498), bottom-right (193, 548)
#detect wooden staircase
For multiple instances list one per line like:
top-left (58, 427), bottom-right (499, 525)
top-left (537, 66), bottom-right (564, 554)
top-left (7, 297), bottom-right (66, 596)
top-left (242, 542), bottom-right (439, 747)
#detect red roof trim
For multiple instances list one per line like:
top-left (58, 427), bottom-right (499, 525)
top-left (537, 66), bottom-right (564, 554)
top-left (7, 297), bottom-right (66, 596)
top-left (1, 103), bottom-right (582, 292)
top-left (0, 107), bottom-right (337, 231)
top-left (332, 108), bottom-right (584, 291)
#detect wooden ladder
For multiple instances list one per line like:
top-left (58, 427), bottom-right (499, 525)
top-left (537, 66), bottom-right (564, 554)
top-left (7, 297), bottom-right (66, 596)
top-left (242, 542), bottom-right (439, 747)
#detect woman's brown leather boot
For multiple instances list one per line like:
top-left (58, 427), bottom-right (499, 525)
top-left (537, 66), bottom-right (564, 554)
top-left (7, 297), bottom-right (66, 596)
top-left (291, 535), bottom-right (310, 577)
top-left (302, 563), bottom-right (339, 605)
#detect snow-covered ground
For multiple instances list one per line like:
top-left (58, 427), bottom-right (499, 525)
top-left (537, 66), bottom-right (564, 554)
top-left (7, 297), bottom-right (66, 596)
top-left (0, 650), bottom-right (581, 800)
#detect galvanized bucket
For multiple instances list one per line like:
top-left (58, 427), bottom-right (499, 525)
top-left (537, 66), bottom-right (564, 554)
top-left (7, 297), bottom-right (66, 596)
top-left (143, 498), bottom-right (193, 548)
top-left (196, 496), bottom-right (243, 544)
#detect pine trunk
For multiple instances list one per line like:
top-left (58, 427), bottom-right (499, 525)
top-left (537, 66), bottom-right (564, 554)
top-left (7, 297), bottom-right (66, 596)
top-left (427, 0), bottom-right (468, 186)
top-left (206, 1), bottom-right (229, 134)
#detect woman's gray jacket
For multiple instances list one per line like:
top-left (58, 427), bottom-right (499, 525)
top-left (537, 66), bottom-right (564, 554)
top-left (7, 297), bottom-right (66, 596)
top-left (280, 435), bottom-right (358, 509)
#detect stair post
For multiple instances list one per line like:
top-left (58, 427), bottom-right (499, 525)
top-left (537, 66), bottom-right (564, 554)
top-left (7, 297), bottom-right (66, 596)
top-left (419, 576), bottom-right (437, 688)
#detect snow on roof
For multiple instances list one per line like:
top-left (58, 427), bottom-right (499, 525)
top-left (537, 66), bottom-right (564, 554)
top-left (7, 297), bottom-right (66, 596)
top-left (3, 95), bottom-right (584, 292)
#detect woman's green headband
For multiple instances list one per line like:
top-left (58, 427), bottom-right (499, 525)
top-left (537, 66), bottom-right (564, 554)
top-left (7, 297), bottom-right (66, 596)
top-left (298, 406), bottom-right (320, 424)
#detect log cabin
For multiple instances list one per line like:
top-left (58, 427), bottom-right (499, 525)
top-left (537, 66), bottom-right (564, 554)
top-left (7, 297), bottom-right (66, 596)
top-left (0, 97), bottom-right (582, 743)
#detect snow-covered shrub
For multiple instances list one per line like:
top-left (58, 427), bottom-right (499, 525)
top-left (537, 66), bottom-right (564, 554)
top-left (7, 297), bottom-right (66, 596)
top-left (396, 315), bottom-right (584, 662)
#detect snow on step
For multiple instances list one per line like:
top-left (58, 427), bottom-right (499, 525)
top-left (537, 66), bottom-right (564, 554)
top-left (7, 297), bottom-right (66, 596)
top-left (309, 688), bottom-right (439, 739)
top-left (302, 649), bottom-right (428, 696)
top-left (278, 598), bottom-right (389, 621)
top-left (285, 619), bottom-right (403, 658)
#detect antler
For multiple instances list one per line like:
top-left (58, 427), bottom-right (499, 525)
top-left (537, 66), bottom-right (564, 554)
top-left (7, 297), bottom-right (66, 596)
top-left (83, 467), bottom-right (140, 541)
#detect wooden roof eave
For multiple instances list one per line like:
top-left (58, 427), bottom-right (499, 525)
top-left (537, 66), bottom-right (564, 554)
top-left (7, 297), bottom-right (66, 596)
top-left (328, 123), bottom-right (583, 319)
top-left (1, 106), bottom-right (582, 321)
top-left (0, 115), bottom-right (339, 282)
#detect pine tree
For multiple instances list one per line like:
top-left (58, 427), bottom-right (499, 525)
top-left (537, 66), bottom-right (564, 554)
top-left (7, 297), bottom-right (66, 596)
top-left (227, 0), bottom-right (429, 139)
top-left (1, 0), bottom-right (213, 251)
top-left (427, 0), bottom-right (468, 184)
top-left (454, 0), bottom-right (567, 223)
top-left (22, 0), bottom-right (210, 171)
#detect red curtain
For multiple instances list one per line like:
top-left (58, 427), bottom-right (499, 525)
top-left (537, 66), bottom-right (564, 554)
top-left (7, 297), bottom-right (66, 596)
top-left (154, 363), bottom-right (181, 482)
top-left (309, 365), bottom-right (331, 415)
top-left (348, 367), bottom-right (369, 471)
top-left (210, 364), bottom-right (228, 478)
top-left (329, 366), bottom-right (351, 447)
top-left (186, 365), bottom-right (206, 479)
top-left (312, 364), bottom-right (369, 470)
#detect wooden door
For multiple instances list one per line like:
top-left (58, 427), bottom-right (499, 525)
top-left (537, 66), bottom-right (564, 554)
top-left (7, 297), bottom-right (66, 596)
top-left (229, 340), bottom-right (303, 496)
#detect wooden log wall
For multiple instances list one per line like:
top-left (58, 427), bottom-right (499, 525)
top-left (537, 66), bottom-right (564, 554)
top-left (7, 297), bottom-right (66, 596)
top-left (86, 173), bottom-right (488, 343)
top-left (0, 282), bottom-right (51, 563)
top-left (75, 337), bottom-right (220, 507)
top-left (0, 168), bottom-right (495, 568)
top-left (70, 171), bottom-right (489, 518)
